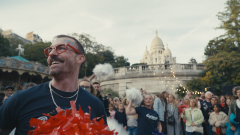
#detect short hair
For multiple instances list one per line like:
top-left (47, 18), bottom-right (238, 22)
top-left (93, 82), bottom-right (100, 85)
top-left (183, 96), bottom-right (190, 101)
top-left (232, 86), bottom-right (240, 96)
top-left (79, 78), bottom-right (97, 96)
top-left (54, 35), bottom-right (86, 70)
top-left (205, 91), bottom-right (212, 97)
top-left (187, 91), bottom-right (192, 95)
top-left (114, 97), bottom-right (119, 102)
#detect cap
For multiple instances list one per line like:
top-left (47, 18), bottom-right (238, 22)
top-left (5, 86), bottom-right (14, 90)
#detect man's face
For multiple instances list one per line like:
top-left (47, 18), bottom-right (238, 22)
top-left (93, 84), bottom-right (101, 91)
top-left (187, 92), bottom-right (192, 99)
top-left (206, 93), bottom-right (212, 99)
top-left (47, 37), bottom-right (84, 76)
top-left (201, 92), bottom-right (205, 99)
top-left (5, 88), bottom-right (13, 96)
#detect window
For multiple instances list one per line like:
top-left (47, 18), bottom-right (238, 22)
top-left (159, 51), bottom-right (160, 53)
top-left (145, 57), bottom-right (147, 59)
top-left (155, 58), bottom-right (157, 62)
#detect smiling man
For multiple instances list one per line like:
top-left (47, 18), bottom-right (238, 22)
top-left (0, 35), bottom-right (107, 135)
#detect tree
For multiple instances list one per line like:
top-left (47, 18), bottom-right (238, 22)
top-left (0, 34), bottom-right (12, 57)
top-left (189, 57), bottom-right (197, 64)
top-left (113, 56), bottom-right (130, 67)
top-left (23, 42), bottom-right (51, 66)
top-left (217, 0), bottom-right (240, 51)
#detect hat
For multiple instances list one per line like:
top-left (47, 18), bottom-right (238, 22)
top-left (5, 86), bottom-right (14, 90)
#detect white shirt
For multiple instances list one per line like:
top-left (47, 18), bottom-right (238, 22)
top-left (237, 100), bottom-right (240, 109)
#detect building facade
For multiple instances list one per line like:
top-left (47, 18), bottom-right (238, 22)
top-left (25, 32), bottom-right (43, 44)
top-left (140, 31), bottom-right (176, 65)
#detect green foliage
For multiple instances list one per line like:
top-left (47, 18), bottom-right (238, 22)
top-left (189, 57), bottom-right (197, 64)
top-left (101, 88), bottom-right (119, 98)
top-left (175, 86), bottom-right (187, 98)
top-left (23, 42), bottom-right (51, 66)
top-left (0, 34), bottom-right (12, 56)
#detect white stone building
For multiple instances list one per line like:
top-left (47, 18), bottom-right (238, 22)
top-left (94, 31), bottom-right (204, 97)
top-left (140, 31), bottom-right (176, 65)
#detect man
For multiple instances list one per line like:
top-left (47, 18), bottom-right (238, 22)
top-left (0, 35), bottom-right (107, 135)
top-left (200, 91), bottom-right (212, 135)
top-left (93, 82), bottom-right (110, 116)
top-left (186, 91), bottom-right (193, 99)
top-left (3, 86), bottom-right (13, 102)
top-left (199, 91), bottom-right (206, 103)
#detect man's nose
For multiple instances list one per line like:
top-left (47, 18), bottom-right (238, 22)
top-left (49, 48), bottom-right (58, 57)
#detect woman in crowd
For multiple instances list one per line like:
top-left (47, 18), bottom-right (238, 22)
top-left (153, 91), bottom-right (168, 134)
top-left (209, 103), bottom-right (228, 135)
top-left (226, 98), bottom-right (231, 108)
top-left (114, 102), bottom-right (127, 130)
top-left (108, 103), bottom-right (116, 118)
top-left (228, 86), bottom-right (240, 134)
top-left (123, 98), bottom-right (138, 135)
top-left (126, 94), bottom-right (162, 135)
top-left (166, 94), bottom-right (181, 135)
top-left (79, 79), bottom-right (97, 96)
top-left (113, 97), bottom-right (120, 111)
top-left (219, 95), bottom-right (229, 115)
top-left (109, 97), bottom-right (114, 104)
top-left (182, 99), bottom-right (204, 135)
top-left (181, 96), bottom-right (190, 135)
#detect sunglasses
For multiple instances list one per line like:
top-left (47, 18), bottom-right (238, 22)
top-left (44, 44), bottom-right (81, 57)
top-left (80, 85), bottom-right (90, 89)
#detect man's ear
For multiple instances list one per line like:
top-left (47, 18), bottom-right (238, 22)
top-left (77, 55), bottom-right (85, 64)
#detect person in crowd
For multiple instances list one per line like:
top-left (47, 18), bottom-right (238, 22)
top-left (109, 97), bottom-right (114, 104)
top-left (115, 103), bottom-right (127, 130)
top-left (3, 86), bottom-right (13, 101)
top-left (187, 91), bottom-right (193, 99)
top-left (166, 94), bottom-right (181, 135)
top-left (0, 35), bottom-right (107, 135)
top-left (79, 79), bottom-right (97, 96)
top-left (123, 98), bottom-right (138, 135)
top-left (228, 86), bottom-right (240, 134)
top-left (22, 82), bottom-right (37, 90)
top-left (199, 92), bottom-right (206, 103)
top-left (177, 98), bottom-right (181, 106)
top-left (181, 97), bottom-right (190, 135)
top-left (182, 99), bottom-right (204, 135)
top-left (201, 91), bottom-right (212, 135)
top-left (126, 94), bottom-right (162, 135)
top-left (108, 103), bottom-right (116, 119)
top-left (93, 81), bottom-right (110, 117)
top-left (153, 91), bottom-right (168, 134)
top-left (219, 96), bottom-right (228, 115)
top-left (113, 97), bottom-right (120, 111)
top-left (209, 103), bottom-right (228, 135)
top-left (207, 96), bottom-right (220, 135)
top-left (226, 98), bottom-right (231, 108)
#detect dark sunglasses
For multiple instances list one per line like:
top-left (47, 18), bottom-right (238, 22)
top-left (80, 85), bottom-right (90, 89)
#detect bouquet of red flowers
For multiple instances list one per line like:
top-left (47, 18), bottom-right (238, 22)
top-left (178, 105), bottom-right (188, 114)
top-left (216, 127), bottom-right (221, 135)
top-left (28, 100), bottom-right (117, 135)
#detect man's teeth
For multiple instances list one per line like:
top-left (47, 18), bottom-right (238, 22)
top-left (52, 61), bottom-right (60, 65)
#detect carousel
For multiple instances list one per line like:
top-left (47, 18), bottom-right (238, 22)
top-left (0, 45), bottom-right (51, 92)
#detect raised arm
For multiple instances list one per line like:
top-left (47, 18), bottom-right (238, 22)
top-left (126, 100), bottom-right (136, 115)
top-left (153, 98), bottom-right (159, 115)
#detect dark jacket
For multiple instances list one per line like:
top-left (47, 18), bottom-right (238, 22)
top-left (114, 110), bottom-right (127, 127)
top-left (200, 100), bottom-right (212, 121)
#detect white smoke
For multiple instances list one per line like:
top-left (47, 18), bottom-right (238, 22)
top-left (93, 63), bottom-right (114, 80)
top-left (126, 88), bottom-right (143, 106)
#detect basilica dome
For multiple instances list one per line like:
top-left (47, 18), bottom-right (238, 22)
top-left (150, 30), bottom-right (164, 52)
top-left (164, 44), bottom-right (171, 55)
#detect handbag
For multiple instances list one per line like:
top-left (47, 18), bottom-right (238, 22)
top-left (190, 110), bottom-right (203, 133)
top-left (192, 126), bottom-right (203, 133)
top-left (168, 104), bottom-right (175, 125)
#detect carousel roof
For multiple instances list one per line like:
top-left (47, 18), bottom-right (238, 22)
top-left (10, 56), bottom-right (30, 62)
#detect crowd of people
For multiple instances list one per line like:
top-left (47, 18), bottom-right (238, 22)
top-left (0, 35), bottom-right (239, 135)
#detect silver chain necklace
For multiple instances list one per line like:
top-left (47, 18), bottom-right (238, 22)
top-left (49, 81), bottom-right (79, 107)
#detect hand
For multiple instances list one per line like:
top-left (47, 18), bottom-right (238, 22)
top-left (124, 126), bottom-right (127, 130)
top-left (191, 123), bottom-right (195, 126)
top-left (203, 120), bottom-right (206, 124)
top-left (231, 126), bottom-right (236, 132)
top-left (213, 123), bottom-right (215, 126)
top-left (208, 112), bottom-right (212, 115)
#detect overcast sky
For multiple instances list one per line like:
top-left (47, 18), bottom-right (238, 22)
top-left (0, 0), bottom-right (227, 64)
